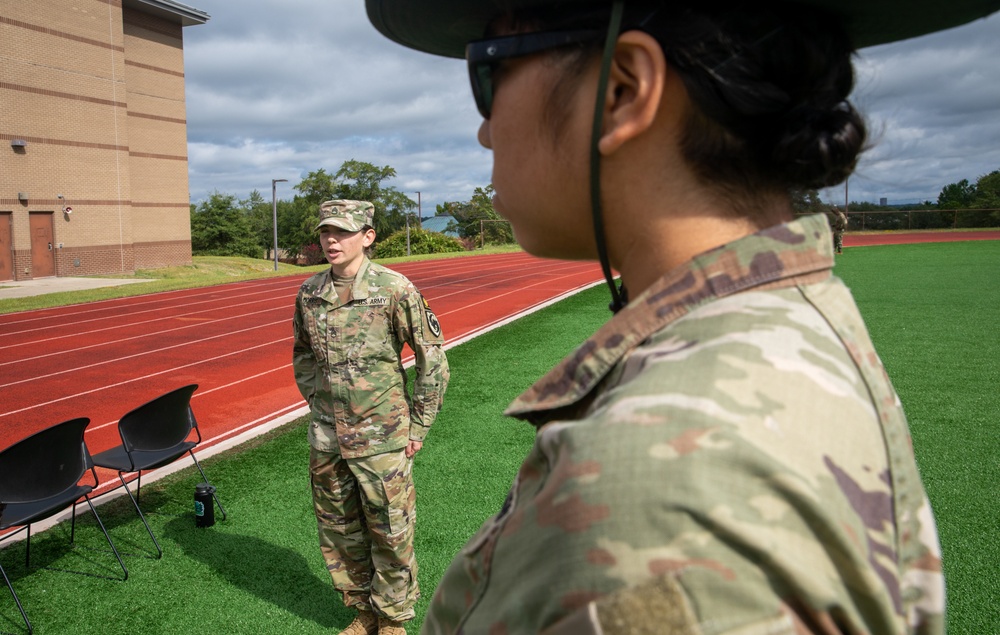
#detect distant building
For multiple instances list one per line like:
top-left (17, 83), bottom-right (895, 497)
top-left (420, 215), bottom-right (459, 237)
top-left (880, 197), bottom-right (888, 206)
top-left (1, 0), bottom-right (209, 281)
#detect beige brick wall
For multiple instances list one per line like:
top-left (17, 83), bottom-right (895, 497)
top-left (0, 0), bottom-right (200, 281)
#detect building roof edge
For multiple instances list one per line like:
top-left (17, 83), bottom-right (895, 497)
top-left (123, 0), bottom-right (210, 27)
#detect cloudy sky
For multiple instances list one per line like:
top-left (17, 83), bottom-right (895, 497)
top-left (181, 1), bottom-right (1000, 212)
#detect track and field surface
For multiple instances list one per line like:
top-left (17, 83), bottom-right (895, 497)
top-left (1, 229), bottom-right (994, 489)
top-left (844, 229), bottom-right (1000, 246)
top-left (0, 252), bottom-right (603, 488)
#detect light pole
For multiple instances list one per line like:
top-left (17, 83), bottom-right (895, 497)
top-left (271, 179), bottom-right (288, 271)
top-left (415, 191), bottom-right (421, 229)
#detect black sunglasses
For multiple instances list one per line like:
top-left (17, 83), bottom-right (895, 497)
top-left (465, 29), bottom-right (603, 119)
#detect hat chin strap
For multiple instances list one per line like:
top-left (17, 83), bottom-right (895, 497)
top-left (590, 0), bottom-right (628, 313)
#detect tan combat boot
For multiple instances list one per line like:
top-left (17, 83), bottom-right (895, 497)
top-left (377, 616), bottom-right (408, 635)
top-left (337, 610), bottom-right (378, 635)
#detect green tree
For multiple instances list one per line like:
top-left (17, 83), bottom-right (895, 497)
top-left (279, 197), bottom-right (321, 262)
top-left (333, 160), bottom-right (414, 238)
top-left (288, 162), bottom-right (416, 249)
top-left (937, 178), bottom-right (976, 209)
top-left (972, 170), bottom-right (1000, 209)
top-left (294, 168), bottom-right (338, 204)
top-left (789, 189), bottom-right (827, 215)
top-left (240, 190), bottom-right (273, 258)
top-left (190, 192), bottom-right (261, 257)
top-left (443, 185), bottom-right (514, 246)
top-left (965, 170), bottom-right (1000, 228)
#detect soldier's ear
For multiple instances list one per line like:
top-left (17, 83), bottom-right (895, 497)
top-left (362, 228), bottom-right (376, 248)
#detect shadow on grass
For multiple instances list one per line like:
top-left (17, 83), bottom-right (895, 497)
top-left (161, 516), bottom-right (346, 629)
top-left (0, 522), bottom-right (128, 584)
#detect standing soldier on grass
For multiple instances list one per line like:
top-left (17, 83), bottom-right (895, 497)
top-left (831, 206), bottom-right (849, 253)
top-left (364, 0), bottom-right (1000, 633)
top-left (292, 200), bottom-right (449, 635)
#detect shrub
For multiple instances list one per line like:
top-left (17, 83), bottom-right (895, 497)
top-left (299, 243), bottom-right (326, 266)
top-left (373, 229), bottom-right (466, 259)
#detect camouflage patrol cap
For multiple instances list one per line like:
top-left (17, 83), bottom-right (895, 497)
top-left (366, 0), bottom-right (1000, 54)
top-left (315, 200), bottom-right (375, 232)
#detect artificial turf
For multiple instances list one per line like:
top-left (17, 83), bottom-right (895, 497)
top-left (1, 240), bottom-right (996, 634)
top-left (833, 240), bottom-right (1000, 634)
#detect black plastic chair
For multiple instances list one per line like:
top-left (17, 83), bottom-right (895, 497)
top-left (91, 384), bottom-right (226, 558)
top-left (0, 417), bottom-right (128, 634)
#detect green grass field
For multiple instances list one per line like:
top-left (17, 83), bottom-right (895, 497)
top-left (1, 240), bottom-right (997, 633)
top-left (834, 241), bottom-right (1000, 634)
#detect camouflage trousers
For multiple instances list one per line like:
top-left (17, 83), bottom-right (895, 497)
top-left (834, 231), bottom-right (844, 252)
top-left (310, 446), bottom-right (419, 621)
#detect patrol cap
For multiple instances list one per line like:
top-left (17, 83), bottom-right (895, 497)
top-left (315, 200), bottom-right (375, 232)
top-left (366, 0), bottom-right (1000, 55)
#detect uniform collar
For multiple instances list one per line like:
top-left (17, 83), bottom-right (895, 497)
top-left (504, 214), bottom-right (835, 419)
top-left (318, 257), bottom-right (373, 305)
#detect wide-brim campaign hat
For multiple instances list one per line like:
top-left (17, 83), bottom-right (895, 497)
top-left (366, 0), bottom-right (1000, 56)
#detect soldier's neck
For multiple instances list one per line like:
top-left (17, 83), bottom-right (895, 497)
top-left (331, 255), bottom-right (366, 279)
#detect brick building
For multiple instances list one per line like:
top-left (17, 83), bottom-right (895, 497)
top-left (0, 0), bottom-right (208, 281)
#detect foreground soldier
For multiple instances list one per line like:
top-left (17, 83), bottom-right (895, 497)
top-left (366, 0), bottom-right (999, 633)
top-left (292, 200), bottom-right (449, 635)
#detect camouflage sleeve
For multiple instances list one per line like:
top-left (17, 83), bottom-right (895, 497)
top-left (393, 283), bottom-right (449, 442)
top-left (292, 292), bottom-right (319, 406)
top-left (425, 286), bottom-right (943, 634)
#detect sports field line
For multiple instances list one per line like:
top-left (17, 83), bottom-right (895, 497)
top-left (10, 278), bottom-right (605, 541)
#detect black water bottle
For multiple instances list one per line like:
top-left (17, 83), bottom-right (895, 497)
top-left (194, 483), bottom-right (216, 527)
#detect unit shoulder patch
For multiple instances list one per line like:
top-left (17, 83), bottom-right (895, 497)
top-left (422, 296), bottom-right (442, 338)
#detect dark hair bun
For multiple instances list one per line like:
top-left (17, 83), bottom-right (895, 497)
top-left (771, 100), bottom-right (867, 189)
top-left (644, 1), bottom-right (867, 190)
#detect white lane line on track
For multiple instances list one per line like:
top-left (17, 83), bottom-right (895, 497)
top-left (81, 278), bottom-right (606, 437)
top-left (0, 283), bottom-right (301, 337)
top-left (85, 363), bottom-right (295, 433)
top-left (0, 277), bottom-right (303, 327)
top-left (0, 304), bottom-right (290, 362)
top-left (0, 253), bottom-right (536, 327)
top-left (9, 274), bottom-right (606, 534)
top-left (158, 278), bottom-right (607, 455)
top-left (0, 319), bottom-right (288, 390)
top-left (2, 257), bottom-right (603, 423)
top-left (435, 268), bottom-right (602, 316)
top-left (0, 337), bottom-right (289, 419)
top-left (4, 261), bottom-right (598, 377)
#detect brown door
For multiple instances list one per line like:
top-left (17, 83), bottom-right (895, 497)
top-left (29, 212), bottom-right (55, 278)
top-left (0, 213), bottom-right (12, 281)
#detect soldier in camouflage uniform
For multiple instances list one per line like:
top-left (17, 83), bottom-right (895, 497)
top-left (365, 0), bottom-right (999, 633)
top-left (292, 200), bottom-right (449, 635)
top-left (831, 207), bottom-right (849, 254)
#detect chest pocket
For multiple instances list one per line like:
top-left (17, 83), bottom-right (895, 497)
top-left (301, 297), bottom-right (330, 362)
top-left (349, 303), bottom-right (394, 365)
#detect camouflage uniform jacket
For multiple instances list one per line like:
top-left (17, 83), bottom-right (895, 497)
top-left (293, 257), bottom-right (449, 458)
top-left (424, 214), bottom-right (944, 635)
top-left (833, 210), bottom-right (849, 231)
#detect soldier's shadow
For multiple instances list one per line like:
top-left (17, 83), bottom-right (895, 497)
top-left (162, 516), bottom-right (350, 628)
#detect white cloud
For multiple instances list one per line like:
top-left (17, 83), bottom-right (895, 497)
top-left (182, 1), bottom-right (1000, 210)
top-left (826, 14), bottom-right (1000, 204)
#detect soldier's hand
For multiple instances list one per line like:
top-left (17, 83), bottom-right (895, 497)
top-left (405, 440), bottom-right (423, 458)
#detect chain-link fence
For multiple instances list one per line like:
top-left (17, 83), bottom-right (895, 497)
top-left (842, 209), bottom-right (1000, 231)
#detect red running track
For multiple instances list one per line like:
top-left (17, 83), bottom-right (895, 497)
top-left (0, 252), bottom-right (604, 480)
top-left (844, 229), bottom-right (1000, 246)
top-left (3, 230), bottom-right (996, 481)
